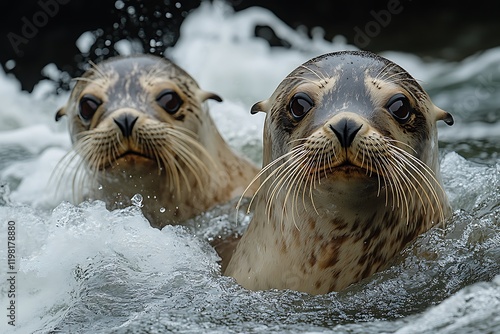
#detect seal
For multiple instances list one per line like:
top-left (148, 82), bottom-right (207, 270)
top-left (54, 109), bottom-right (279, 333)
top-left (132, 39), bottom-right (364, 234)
top-left (54, 54), bottom-right (259, 228)
top-left (225, 51), bottom-right (454, 294)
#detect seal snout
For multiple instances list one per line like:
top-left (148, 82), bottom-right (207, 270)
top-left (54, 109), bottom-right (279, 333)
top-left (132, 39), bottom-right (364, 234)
top-left (329, 118), bottom-right (363, 148)
top-left (114, 113), bottom-right (139, 137)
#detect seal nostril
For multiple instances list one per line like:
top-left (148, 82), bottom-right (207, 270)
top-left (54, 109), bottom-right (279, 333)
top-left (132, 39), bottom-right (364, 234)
top-left (329, 119), bottom-right (363, 148)
top-left (114, 114), bottom-right (139, 137)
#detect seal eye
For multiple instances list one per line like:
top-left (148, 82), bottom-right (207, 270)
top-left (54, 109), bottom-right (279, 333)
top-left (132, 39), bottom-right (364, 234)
top-left (386, 93), bottom-right (412, 124)
top-left (289, 92), bottom-right (314, 120)
top-left (156, 89), bottom-right (183, 114)
top-left (79, 94), bottom-right (102, 121)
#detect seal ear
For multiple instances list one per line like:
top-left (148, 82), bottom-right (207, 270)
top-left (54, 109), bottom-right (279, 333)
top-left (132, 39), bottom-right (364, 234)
top-left (250, 100), bottom-right (269, 114)
top-left (199, 90), bottom-right (223, 103)
top-left (55, 107), bottom-right (66, 121)
top-left (435, 106), bottom-right (454, 126)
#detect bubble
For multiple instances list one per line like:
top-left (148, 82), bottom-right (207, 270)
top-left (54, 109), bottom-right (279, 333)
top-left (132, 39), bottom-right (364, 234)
top-left (160, 207), bottom-right (166, 213)
top-left (115, 0), bottom-right (125, 10)
top-left (131, 194), bottom-right (144, 208)
top-left (127, 6), bottom-right (136, 15)
top-left (5, 59), bottom-right (16, 70)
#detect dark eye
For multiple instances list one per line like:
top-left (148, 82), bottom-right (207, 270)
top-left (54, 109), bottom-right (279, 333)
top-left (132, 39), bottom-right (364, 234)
top-left (79, 94), bottom-right (102, 121)
top-left (386, 93), bottom-right (412, 124)
top-left (156, 89), bottom-right (183, 114)
top-left (289, 92), bottom-right (314, 120)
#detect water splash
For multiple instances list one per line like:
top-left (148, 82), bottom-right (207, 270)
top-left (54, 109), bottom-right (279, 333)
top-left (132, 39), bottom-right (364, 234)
top-left (131, 193), bottom-right (144, 208)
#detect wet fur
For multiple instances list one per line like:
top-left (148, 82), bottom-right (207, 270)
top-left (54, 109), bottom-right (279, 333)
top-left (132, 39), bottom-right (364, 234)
top-left (53, 55), bottom-right (258, 228)
top-left (225, 51), bottom-right (453, 294)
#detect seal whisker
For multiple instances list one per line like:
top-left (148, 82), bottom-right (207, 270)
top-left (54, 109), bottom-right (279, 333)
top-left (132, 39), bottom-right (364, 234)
top-left (303, 152), bottom-right (320, 215)
top-left (170, 140), bottom-right (209, 190)
top-left (370, 150), bottom-right (391, 206)
top-left (87, 60), bottom-right (109, 83)
top-left (389, 144), bottom-right (444, 201)
top-left (363, 140), bottom-right (383, 196)
top-left (387, 147), bottom-right (443, 224)
top-left (294, 154), bottom-right (313, 217)
top-left (373, 63), bottom-right (397, 82)
top-left (299, 65), bottom-right (328, 87)
top-left (50, 149), bottom-right (85, 203)
top-left (282, 153), bottom-right (312, 230)
top-left (378, 151), bottom-right (411, 223)
top-left (372, 140), bottom-right (404, 209)
top-left (267, 150), bottom-right (308, 227)
top-left (72, 77), bottom-right (107, 88)
top-left (387, 138), bottom-right (418, 155)
top-left (168, 127), bottom-right (217, 173)
top-left (70, 142), bottom-right (98, 202)
top-left (384, 156), bottom-right (419, 225)
top-left (283, 75), bottom-right (321, 86)
top-left (237, 148), bottom-right (301, 215)
top-left (156, 142), bottom-right (183, 197)
top-left (393, 149), bottom-right (445, 223)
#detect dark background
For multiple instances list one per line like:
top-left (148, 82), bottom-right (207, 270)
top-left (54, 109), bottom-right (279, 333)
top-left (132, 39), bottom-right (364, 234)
top-left (1, 0), bottom-right (499, 92)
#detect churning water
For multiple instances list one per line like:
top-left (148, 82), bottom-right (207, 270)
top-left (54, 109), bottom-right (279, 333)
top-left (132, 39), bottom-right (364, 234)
top-left (0, 2), bottom-right (499, 333)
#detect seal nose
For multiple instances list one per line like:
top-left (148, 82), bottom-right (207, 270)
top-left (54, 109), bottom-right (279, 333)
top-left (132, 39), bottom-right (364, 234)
top-left (329, 119), bottom-right (363, 148)
top-left (114, 114), bottom-right (138, 137)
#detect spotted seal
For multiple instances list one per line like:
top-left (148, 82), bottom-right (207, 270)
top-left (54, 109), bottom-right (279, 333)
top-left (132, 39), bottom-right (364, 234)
top-left (54, 54), bottom-right (258, 228)
top-left (225, 51), bottom-right (454, 294)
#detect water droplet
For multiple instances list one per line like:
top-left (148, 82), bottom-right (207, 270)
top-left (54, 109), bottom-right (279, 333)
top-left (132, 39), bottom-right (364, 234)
top-left (131, 193), bottom-right (144, 208)
top-left (115, 0), bottom-right (125, 10)
top-left (127, 6), bottom-right (136, 15)
top-left (5, 59), bottom-right (16, 70)
top-left (160, 207), bottom-right (166, 213)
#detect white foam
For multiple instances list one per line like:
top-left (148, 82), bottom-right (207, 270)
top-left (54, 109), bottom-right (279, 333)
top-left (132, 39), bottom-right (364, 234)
top-left (76, 31), bottom-right (96, 54)
top-left (167, 1), bottom-right (355, 106)
top-left (0, 201), bottom-right (218, 333)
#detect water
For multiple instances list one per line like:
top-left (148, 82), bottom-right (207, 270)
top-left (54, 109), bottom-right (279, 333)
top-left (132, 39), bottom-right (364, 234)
top-left (1, 2), bottom-right (499, 333)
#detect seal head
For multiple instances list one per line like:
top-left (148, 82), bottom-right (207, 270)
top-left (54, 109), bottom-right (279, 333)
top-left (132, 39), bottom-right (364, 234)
top-left (225, 51), bottom-right (453, 294)
top-left (54, 55), bottom-right (258, 228)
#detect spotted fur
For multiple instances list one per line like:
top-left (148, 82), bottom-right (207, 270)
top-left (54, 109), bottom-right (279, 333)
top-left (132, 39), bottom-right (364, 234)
top-left (225, 51), bottom-right (453, 294)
